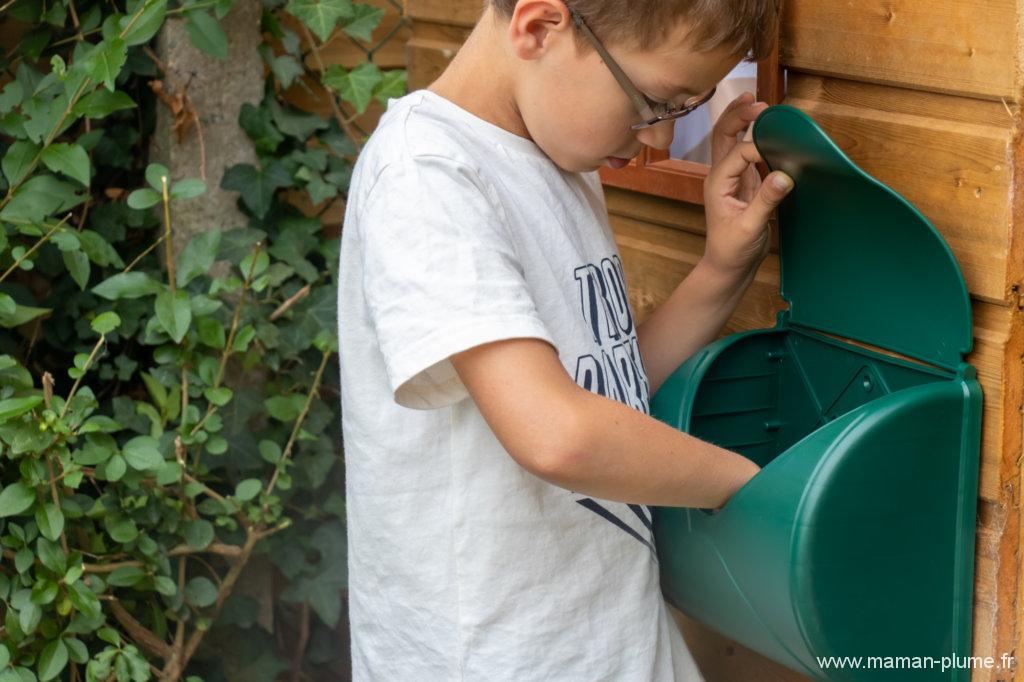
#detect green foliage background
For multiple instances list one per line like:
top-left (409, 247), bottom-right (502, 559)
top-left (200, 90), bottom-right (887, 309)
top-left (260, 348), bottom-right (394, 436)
top-left (0, 0), bottom-right (404, 678)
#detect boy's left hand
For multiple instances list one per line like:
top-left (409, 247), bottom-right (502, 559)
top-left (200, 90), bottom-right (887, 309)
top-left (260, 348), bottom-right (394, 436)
top-left (702, 92), bottom-right (794, 275)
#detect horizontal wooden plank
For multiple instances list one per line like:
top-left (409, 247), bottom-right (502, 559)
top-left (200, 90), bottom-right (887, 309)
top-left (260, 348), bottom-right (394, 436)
top-left (784, 74), bottom-right (1016, 305)
top-left (609, 213), bottom-right (1011, 502)
top-left (781, 0), bottom-right (1019, 100)
top-left (406, 36), bottom-right (463, 90)
top-left (406, 0), bottom-right (483, 27)
top-left (298, 1), bottom-right (410, 71)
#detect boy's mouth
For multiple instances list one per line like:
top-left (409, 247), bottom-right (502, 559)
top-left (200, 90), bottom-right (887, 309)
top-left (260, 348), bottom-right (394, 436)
top-left (606, 156), bottom-right (632, 169)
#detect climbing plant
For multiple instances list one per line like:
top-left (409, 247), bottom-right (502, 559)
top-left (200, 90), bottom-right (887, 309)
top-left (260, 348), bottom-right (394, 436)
top-left (0, 0), bottom-right (404, 679)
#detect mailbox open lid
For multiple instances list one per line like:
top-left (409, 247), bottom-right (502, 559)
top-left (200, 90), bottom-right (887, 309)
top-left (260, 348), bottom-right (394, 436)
top-left (753, 105), bottom-right (973, 371)
top-left (650, 105), bottom-right (984, 681)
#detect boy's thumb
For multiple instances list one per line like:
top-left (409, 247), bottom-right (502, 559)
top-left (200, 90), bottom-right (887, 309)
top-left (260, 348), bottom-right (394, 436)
top-left (746, 171), bottom-right (794, 227)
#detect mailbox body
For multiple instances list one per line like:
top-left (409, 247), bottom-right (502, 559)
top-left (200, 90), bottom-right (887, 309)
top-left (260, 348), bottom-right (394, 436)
top-left (650, 106), bottom-right (983, 681)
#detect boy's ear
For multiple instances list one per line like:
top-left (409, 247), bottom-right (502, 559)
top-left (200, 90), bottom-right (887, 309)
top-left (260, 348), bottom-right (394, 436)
top-left (506, 0), bottom-right (573, 60)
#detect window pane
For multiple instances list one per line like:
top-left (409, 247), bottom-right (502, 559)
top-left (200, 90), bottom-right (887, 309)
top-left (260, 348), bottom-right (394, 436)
top-left (669, 60), bottom-right (758, 163)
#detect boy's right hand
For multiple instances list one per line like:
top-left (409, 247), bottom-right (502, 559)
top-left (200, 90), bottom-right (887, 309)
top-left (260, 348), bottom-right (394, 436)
top-left (701, 92), bottom-right (794, 277)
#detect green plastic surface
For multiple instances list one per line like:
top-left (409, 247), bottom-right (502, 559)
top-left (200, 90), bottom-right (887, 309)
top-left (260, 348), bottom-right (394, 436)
top-left (753, 105), bottom-right (974, 372)
top-left (650, 106), bottom-right (983, 681)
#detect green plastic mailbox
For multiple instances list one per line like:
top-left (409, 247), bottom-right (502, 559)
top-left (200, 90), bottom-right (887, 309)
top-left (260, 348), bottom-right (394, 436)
top-left (650, 106), bottom-right (983, 681)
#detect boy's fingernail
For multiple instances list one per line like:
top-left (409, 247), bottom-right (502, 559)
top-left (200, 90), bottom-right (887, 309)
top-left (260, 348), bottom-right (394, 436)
top-left (773, 173), bottom-right (793, 191)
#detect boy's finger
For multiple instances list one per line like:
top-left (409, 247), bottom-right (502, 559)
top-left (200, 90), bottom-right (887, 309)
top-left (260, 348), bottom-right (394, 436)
top-left (741, 171), bottom-right (794, 229)
top-left (708, 140), bottom-right (763, 191)
top-left (711, 95), bottom-right (767, 164)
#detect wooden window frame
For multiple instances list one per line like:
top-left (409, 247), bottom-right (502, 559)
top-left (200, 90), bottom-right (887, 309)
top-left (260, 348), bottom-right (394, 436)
top-left (597, 37), bottom-right (785, 204)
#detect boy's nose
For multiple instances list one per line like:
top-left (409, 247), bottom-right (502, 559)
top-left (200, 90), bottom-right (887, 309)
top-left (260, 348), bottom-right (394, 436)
top-left (635, 118), bottom-right (675, 151)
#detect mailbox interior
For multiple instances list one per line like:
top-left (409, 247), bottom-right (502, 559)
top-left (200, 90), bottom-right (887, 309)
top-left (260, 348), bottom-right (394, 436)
top-left (684, 326), bottom-right (951, 469)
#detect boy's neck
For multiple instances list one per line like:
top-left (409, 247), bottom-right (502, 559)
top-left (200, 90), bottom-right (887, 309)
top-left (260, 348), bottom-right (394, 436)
top-left (427, 9), bottom-right (534, 144)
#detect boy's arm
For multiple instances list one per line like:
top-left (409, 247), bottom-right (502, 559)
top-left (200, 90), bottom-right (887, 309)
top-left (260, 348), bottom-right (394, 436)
top-left (638, 94), bottom-right (794, 395)
top-left (451, 337), bottom-right (760, 509)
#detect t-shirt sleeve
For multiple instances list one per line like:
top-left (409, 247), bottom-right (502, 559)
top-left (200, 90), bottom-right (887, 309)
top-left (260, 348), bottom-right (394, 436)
top-left (358, 154), bottom-right (557, 410)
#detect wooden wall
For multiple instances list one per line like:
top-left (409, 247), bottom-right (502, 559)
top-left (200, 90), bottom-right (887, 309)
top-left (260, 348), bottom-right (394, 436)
top-left (404, 1), bottom-right (1024, 680)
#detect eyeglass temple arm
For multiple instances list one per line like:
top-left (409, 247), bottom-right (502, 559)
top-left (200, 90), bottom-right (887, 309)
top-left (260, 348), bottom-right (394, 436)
top-left (566, 9), bottom-right (658, 123)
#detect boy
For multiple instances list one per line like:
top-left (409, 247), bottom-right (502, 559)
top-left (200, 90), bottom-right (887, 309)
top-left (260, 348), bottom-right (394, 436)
top-left (338, 0), bottom-right (793, 679)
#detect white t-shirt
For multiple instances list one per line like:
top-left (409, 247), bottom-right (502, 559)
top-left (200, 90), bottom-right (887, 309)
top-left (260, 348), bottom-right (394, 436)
top-left (338, 88), bottom-right (703, 681)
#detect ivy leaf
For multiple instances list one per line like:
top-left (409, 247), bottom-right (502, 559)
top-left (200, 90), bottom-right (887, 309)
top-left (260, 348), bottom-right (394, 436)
top-left (221, 163), bottom-right (291, 218)
top-left (0, 396), bottom-right (44, 424)
top-left (239, 102), bottom-right (284, 155)
top-left (306, 174), bottom-right (337, 205)
top-left (72, 89), bottom-right (136, 118)
top-left (258, 45), bottom-right (304, 90)
top-left (84, 38), bottom-right (127, 91)
top-left (40, 143), bottom-right (91, 186)
top-left (37, 638), bottom-right (68, 682)
top-left (342, 3), bottom-right (384, 41)
top-left (0, 482), bottom-right (36, 517)
top-left (155, 289), bottom-right (192, 343)
top-left (268, 98), bottom-right (326, 139)
top-left (285, 0), bottom-right (353, 42)
top-left (93, 272), bottom-right (162, 300)
top-left (185, 10), bottom-right (228, 59)
top-left (177, 228), bottom-right (221, 287)
top-left (2, 140), bottom-right (40, 187)
top-left (323, 62), bottom-right (381, 114)
top-left (374, 69), bottom-right (407, 105)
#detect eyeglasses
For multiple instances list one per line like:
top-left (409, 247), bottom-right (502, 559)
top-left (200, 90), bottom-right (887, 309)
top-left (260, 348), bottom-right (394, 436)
top-left (564, 3), bottom-right (717, 130)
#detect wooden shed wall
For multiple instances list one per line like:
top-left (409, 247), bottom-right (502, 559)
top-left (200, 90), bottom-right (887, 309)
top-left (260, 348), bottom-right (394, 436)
top-left (404, 1), bottom-right (1024, 680)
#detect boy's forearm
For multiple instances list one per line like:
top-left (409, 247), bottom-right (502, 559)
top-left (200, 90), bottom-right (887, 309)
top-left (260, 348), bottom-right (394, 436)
top-left (636, 257), bottom-right (758, 396)
top-left (544, 388), bottom-right (760, 509)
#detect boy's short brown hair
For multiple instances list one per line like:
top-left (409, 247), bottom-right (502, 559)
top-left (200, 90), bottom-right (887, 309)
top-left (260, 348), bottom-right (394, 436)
top-left (487, 0), bottom-right (780, 61)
